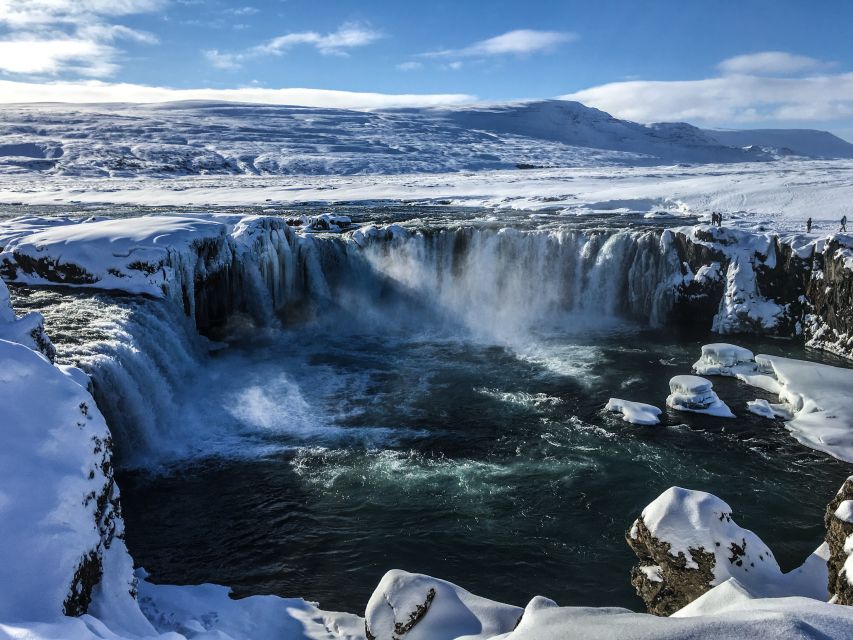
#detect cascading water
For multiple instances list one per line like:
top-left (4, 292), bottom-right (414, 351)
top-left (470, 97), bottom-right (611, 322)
top-left (13, 214), bottom-right (849, 615)
top-left (338, 225), bottom-right (681, 342)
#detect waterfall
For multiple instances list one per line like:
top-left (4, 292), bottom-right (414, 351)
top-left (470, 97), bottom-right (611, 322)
top-left (12, 221), bottom-right (682, 467)
top-left (345, 226), bottom-right (680, 341)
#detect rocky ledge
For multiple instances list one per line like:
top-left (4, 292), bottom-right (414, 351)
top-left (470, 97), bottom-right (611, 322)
top-left (669, 226), bottom-right (853, 359)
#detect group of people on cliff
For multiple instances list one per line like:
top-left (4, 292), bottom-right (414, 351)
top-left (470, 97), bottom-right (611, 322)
top-left (709, 212), bottom-right (849, 233)
top-left (806, 216), bottom-right (848, 233)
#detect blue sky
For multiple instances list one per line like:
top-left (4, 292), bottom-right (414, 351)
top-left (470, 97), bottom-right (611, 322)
top-left (1, 0), bottom-right (852, 139)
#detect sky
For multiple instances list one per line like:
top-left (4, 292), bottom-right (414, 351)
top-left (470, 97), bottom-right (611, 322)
top-left (1, 0), bottom-right (852, 140)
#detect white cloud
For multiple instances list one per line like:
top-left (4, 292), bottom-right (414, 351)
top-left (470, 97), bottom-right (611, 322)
top-left (423, 29), bottom-right (575, 59)
top-left (0, 0), bottom-right (162, 77)
top-left (718, 51), bottom-right (830, 76)
top-left (205, 22), bottom-right (382, 70)
top-left (225, 6), bottom-right (258, 16)
top-left (396, 61), bottom-right (423, 72)
top-left (563, 72), bottom-right (853, 125)
top-left (0, 79), bottom-right (476, 109)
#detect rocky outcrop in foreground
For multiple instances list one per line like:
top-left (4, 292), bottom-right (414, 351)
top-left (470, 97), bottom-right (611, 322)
top-left (626, 487), bottom-right (783, 616)
top-left (827, 476), bottom-right (853, 605)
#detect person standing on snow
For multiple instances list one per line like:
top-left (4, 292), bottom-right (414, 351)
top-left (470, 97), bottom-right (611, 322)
top-left (842, 215), bottom-right (848, 232)
top-left (807, 217), bottom-right (813, 233)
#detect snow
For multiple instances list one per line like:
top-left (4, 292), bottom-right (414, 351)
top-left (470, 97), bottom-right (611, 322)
top-left (358, 568), bottom-right (847, 640)
top-left (834, 500), bottom-right (853, 524)
top-left (365, 570), bottom-right (522, 640)
top-left (666, 375), bottom-right (735, 418)
top-left (695, 344), bottom-right (853, 462)
top-left (693, 343), bottom-right (756, 376)
top-left (0, 215), bottom-right (232, 297)
top-left (746, 399), bottom-right (785, 419)
top-left (605, 398), bottom-right (662, 425)
top-left (633, 487), bottom-right (780, 578)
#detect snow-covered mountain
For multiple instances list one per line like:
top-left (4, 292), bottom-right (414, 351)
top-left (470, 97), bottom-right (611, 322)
top-left (0, 99), bottom-right (773, 177)
top-left (703, 128), bottom-right (853, 159)
top-left (1, 99), bottom-right (849, 178)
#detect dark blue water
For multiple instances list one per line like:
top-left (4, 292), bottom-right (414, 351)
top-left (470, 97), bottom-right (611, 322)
top-left (116, 321), bottom-right (851, 614)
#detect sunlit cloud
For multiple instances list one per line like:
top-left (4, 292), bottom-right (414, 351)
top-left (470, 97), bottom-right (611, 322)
top-left (422, 29), bottom-right (575, 59)
top-left (203, 22), bottom-right (382, 70)
top-left (0, 0), bottom-right (162, 77)
top-left (563, 52), bottom-right (853, 126)
top-left (718, 51), bottom-right (832, 76)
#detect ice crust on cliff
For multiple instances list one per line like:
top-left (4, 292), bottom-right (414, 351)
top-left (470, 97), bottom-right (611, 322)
top-left (666, 375), bottom-right (735, 418)
top-left (605, 398), bottom-right (662, 425)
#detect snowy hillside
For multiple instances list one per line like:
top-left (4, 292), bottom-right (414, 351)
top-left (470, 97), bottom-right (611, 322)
top-left (704, 128), bottom-right (853, 159)
top-left (0, 99), bottom-right (776, 177)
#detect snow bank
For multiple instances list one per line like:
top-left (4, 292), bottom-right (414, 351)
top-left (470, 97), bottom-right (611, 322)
top-left (0, 333), bottom-right (143, 624)
top-left (365, 570), bottom-right (522, 640)
top-left (0, 215), bottom-right (232, 297)
top-left (694, 343), bottom-right (853, 462)
top-left (605, 398), bottom-right (662, 425)
top-left (756, 354), bottom-right (853, 462)
top-left (666, 375), bottom-right (734, 418)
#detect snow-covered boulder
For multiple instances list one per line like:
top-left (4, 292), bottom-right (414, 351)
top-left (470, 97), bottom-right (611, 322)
top-left (627, 487), bottom-right (783, 616)
top-left (364, 570), bottom-right (522, 640)
top-left (605, 398), bottom-right (662, 425)
top-left (692, 343), bottom-right (756, 376)
top-left (666, 375), bottom-right (734, 418)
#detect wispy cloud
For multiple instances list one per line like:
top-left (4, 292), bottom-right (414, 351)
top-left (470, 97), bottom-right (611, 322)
top-left (563, 53), bottom-right (853, 125)
top-left (0, 79), bottom-right (476, 109)
top-left (0, 0), bottom-right (162, 77)
top-left (396, 61), bottom-right (423, 72)
top-left (204, 22), bottom-right (382, 70)
top-left (718, 51), bottom-right (833, 76)
top-left (422, 29), bottom-right (575, 59)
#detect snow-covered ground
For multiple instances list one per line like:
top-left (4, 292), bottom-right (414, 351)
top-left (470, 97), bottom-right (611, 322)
top-left (2, 161), bottom-right (852, 232)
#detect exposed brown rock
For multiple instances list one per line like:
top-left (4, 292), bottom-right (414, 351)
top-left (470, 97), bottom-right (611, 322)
top-left (626, 516), bottom-right (717, 616)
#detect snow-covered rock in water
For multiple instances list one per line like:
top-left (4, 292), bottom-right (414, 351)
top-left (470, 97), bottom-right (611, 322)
top-left (666, 375), bottom-right (734, 418)
top-left (502, 592), bottom-right (853, 639)
top-left (292, 213), bottom-right (353, 233)
top-left (364, 569), bottom-right (522, 640)
top-left (692, 343), bottom-right (756, 376)
top-left (605, 398), bottom-right (662, 425)
top-left (626, 487), bottom-right (827, 617)
top-left (746, 398), bottom-right (784, 419)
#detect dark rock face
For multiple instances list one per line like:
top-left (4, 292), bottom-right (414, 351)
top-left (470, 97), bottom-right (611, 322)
top-left (626, 516), bottom-right (717, 616)
top-left (826, 476), bottom-right (853, 605)
top-left (668, 228), bottom-right (853, 359)
top-left (807, 241), bottom-right (853, 359)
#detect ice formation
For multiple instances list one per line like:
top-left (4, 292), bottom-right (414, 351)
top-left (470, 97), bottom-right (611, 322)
top-left (694, 343), bottom-right (853, 462)
top-left (605, 398), bottom-right (662, 425)
top-left (666, 375), bottom-right (735, 418)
